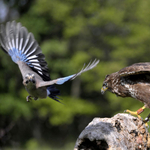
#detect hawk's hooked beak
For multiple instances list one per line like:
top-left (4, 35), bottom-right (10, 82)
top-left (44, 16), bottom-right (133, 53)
top-left (101, 86), bottom-right (108, 94)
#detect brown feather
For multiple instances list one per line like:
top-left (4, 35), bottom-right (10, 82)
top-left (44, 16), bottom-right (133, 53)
top-left (119, 62), bottom-right (150, 76)
top-left (102, 62), bottom-right (150, 108)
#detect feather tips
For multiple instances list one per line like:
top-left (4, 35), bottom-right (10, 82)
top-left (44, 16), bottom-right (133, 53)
top-left (56, 59), bottom-right (99, 84)
top-left (119, 63), bottom-right (150, 77)
top-left (0, 21), bottom-right (50, 81)
top-left (71, 59), bottom-right (99, 80)
top-left (37, 59), bottom-right (100, 88)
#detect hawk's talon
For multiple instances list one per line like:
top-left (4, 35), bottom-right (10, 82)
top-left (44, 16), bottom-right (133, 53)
top-left (125, 109), bottom-right (142, 120)
top-left (143, 113), bottom-right (150, 127)
top-left (124, 110), bottom-right (127, 113)
top-left (26, 95), bottom-right (32, 102)
top-left (143, 122), bottom-right (149, 128)
top-left (125, 107), bottom-right (150, 127)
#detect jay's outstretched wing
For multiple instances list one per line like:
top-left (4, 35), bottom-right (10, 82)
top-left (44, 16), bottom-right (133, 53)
top-left (0, 21), bottom-right (50, 81)
top-left (37, 59), bottom-right (99, 88)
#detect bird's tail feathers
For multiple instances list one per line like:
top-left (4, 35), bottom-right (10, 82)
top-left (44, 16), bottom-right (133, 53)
top-left (47, 85), bottom-right (61, 103)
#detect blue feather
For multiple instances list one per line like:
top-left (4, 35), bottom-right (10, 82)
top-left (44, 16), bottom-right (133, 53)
top-left (8, 47), bottom-right (37, 69)
top-left (56, 75), bottom-right (74, 85)
top-left (47, 85), bottom-right (61, 102)
top-left (8, 48), bottom-right (28, 63)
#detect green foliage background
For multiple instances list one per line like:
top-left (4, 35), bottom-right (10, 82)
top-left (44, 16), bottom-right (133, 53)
top-left (0, 0), bottom-right (150, 149)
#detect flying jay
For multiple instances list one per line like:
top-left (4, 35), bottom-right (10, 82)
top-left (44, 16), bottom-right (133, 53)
top-left (0, 21), bottom-right (99, 102)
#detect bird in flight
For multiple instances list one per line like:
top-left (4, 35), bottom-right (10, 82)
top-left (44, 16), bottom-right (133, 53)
top-left (101, 62), bottom-right (150, 120)
top-left (0, 21), bottom-right (99, 102)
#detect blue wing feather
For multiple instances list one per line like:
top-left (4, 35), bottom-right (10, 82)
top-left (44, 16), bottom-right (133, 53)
top-left (56, 75), bottom-right (74, 85)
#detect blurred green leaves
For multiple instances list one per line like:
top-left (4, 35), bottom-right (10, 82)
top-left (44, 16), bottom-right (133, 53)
top-left (0, 94), bottom-right (32, 119)
top-left (41, 39), bottom-right (68, 56)
top-left (32, 96), bottom-right (98, 126)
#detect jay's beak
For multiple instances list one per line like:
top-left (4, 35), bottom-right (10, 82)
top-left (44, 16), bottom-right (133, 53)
top-left (28, 76), bottom-right (35, 83)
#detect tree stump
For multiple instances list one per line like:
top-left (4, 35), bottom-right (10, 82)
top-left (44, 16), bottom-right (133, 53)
top-left (74, 113), bottom-right (150, 150)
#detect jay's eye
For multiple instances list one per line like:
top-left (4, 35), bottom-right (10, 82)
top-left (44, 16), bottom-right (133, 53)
top-left (32, 80), bottom-right (35, 84)
top-left (25, 81), bottom-right (29, 84)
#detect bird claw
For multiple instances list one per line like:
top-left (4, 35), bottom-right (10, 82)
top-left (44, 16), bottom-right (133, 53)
top-left (124, 109), bottom-right (150, 128)
top-left (124, 110), bottom-right (127, 113)
top-left (124, 109), bottom-right (143, 120)
top-left (26, 95), bottom-right (32, 102)
top-left (143, 113), bottom-right (150, 128)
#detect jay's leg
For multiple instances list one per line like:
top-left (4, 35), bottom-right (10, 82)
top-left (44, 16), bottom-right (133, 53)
top-left (26, 95), bottom-right (32, 102)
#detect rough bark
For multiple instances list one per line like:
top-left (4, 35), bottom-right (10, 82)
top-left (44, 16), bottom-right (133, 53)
top-left (74, 113), bottom-right (150, 150)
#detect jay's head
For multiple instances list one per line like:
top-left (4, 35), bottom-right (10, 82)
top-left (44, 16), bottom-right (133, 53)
top-left (23, 73), bottom-right (36, 86)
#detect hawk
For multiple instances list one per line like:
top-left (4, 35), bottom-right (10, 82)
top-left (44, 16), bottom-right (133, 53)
top-left (101, 62), bottom-right (150, 119)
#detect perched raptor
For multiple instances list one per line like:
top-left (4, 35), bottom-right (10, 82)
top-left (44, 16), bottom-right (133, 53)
top-left (0, 21), bottom-right (99, 102)
top-left (101, 62), bottom-right (150, 119)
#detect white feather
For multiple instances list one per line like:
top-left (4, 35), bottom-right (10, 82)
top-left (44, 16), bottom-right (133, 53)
top-left (29, 59), bottom-right (39, 62)
top-left (12, 39), bottom-right (15, 48)
top-left (27, 55), bottom-right (37, 59)
top-left (19, 38), bottom-right (23, 51)
top-left (8, 41), bottom-right (13, 50)
top-left (33, 66), bottom-right (42, 71)
top-left (16, 38), bottom-right (18, 49)
top-left (31, 63), bottom-right (41, 67)
top-left (24, 41), bottom-right (34, 55)
top-left (38, 71), bottom-right (43, 75)
top-left (22, 38), bottom-right (29, 53)
top-left (26, 47), bottom-right (36, 57)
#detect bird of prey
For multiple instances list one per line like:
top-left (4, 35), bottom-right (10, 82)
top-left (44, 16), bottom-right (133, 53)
top-left (101, 62), bottom-right (150, 119)
top-left (0, 21), bottom-right (99, 102)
